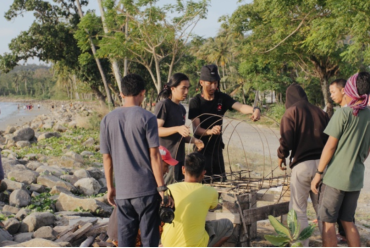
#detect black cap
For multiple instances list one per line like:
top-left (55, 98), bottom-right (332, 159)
top-left (200, 64), bottom-right (221, 82)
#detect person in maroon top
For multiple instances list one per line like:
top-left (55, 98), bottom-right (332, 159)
top-left (277, 83), bottom-right (329, 246)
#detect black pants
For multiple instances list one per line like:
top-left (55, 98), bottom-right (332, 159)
top-left (116, 194), bottom-right (161, 247)
top-left (202, 150), bottom-right (226, 182)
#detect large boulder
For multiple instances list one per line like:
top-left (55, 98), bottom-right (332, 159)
top-left (16, 141), bottom-right (30, 148)
top-left (7, 238), bottom-right (70, 247)
top-left (4, 218), bottom-right (21, 235)
top-left (37, 175), bottom-right (77, 193)
top-left (37, 132), bottom-right (61, 141)
top-left (0, 229), bottom-right (13, 242)
top-left (50, 186), bottom-right (73, 195)
top-left (9, 189), bottom-right (31, 207)
top-left (43, 121), bottom-right (54, 129)
top-left (13, 128), bottom-right (35, 142)
top-left (74, 178), bottom-right (101, 196)
top-left (0, 178), bottom-right (26, 191)
top-left (29, 184), bottom-right (46, 193)
top-left (73, 169), bottom-right (91, 179)
top-left (20, 212), bottom-right (55, 232)
top-left (7, 170), bottom-right (39, 184)
top-left (56, 193), bottom-right (112, 217)
top-left (15, 208), bottom-right (32, 221)
top-left (87, 168), bottom-right (104, 180)
top-left (26, 161), bottom-right (43, 171)
top-left (14, 232), bottom-right (33, 243)
top-left (32, 226), bottom-right (56, 241)
top-left (36, 166), bottom-right (64, 177)
top-left (3, 205), bottom-right (20, 214)
top-left (65, 151), bottom-right (84, 163)
top-left (53, 124), bottom-right (67, 132)
top-left (60, 175), bottom-right (79, 185)
top-left (5, 126), bottom-right (16, 134)
top-left (82, 138), bottom-right (95, 147)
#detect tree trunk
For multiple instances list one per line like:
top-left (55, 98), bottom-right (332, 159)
top-left (75, 0), bottom-right (113, 107)
top-left (321, 77), bottom-right (333, 117)
top-left (72, 75), bottom-right (80, 100)
top-left (97, 0), bottom-right (123, 95)
top-left (153, 54), bottom-right (162, 93)
top-left (90, 85), bottom-right (106, 106)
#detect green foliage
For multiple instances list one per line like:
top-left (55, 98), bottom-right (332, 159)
top-left (265, 209), bottom-right (315, 247)
top-left (26, 192), bottom-right (57, 213)
top-left (11, 127), bottom-right (101, 163)
top-left (265, 104), bottom-right (286, 123)
top-left (73, 206), bottom-right (91, 213)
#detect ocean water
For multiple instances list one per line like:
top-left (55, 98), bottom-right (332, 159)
top-left (0, 102), bottom-right (19, 123)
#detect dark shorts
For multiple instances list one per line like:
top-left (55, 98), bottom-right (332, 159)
top-left (318, 184), bottom-right (360, 223)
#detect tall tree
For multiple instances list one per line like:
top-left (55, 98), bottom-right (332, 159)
top-left (229, 0), bottom-right (362, 116)
top-left (97, 0), bottom-right (209, 93)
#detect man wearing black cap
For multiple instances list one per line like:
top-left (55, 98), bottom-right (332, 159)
top-left (188, 64), bottom-right (260, 181)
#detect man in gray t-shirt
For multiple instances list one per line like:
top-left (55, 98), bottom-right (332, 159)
top-left (100, 74), bottom-right (169, 247)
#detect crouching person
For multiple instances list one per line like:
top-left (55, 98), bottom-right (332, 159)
top-left (161, 153), bottom-right (233, 247)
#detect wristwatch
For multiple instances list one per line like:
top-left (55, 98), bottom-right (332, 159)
top-left (253, 106), bottom-right (261, 112)
top-left (316, 169), bottom-right (324, 175)
top-left (157, 185), bottom-right (168, 192)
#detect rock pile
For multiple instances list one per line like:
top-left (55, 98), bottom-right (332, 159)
top-left (0, 102), bottom-right (112, 247)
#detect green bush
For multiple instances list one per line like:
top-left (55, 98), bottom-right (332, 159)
top-left (265, 103), bottom-right (286, 122)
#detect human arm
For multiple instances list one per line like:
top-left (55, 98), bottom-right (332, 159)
top-left (103, 153), bottom-right (116, 206)
top-left (277, 112), bottom-right (295, 170)
top-left (232, 102), bottom-right (261, 121)
top-left (192, 117), bottom-right (221, 137)
top-left (157, 119), bottom-right (190, 138)
top-left (184, 136), bottom-right (204, 151)
top-left (311, 136), bottom-right (339, 194)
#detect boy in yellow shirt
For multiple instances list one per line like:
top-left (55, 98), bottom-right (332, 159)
top-left (161, 153), bottom-right (233, 247)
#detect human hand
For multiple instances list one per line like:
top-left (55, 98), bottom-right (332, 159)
top-left (250, 109), bottom-right (261, 121)
top-left (194, 138), bottom-right (204, 151)
top-left (208, 125), bottom-right (221, 135)
top-left (278, 158), bottom-right (287, 171)
top-left (107, 187), bottom-right (116, 206)
top-left (177, 125), bottom-right (190, 138)
top-left (159, 192), bottom-right (174, 208)
top-left (311, 174), bottom-right (322, 194)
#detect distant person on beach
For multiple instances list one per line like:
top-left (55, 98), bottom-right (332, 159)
top-left (100, 74), bottom-right (172, 247)
top-left (161, 152), bottom-right (233, 247)
top-left (107, 146), bottom-right (177, 247)
top-left (311, 72), bottom-right (370, 247)
top-left (277, 83), bottom-right (329, 247)
top-left (155, 73), bottom-right (204, 184)
top-left (38, 104), bottom-right (40, 109)
top-left (188, 64), bottom-right (260, 182)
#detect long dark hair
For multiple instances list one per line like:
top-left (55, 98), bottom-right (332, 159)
top-left (157, 73), bottom-right (189, 102)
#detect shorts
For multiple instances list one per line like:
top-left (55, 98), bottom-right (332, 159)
top-left (205, 219), bottom-right (233, 247)
top-left (318, 184), bottom-right (360, 223)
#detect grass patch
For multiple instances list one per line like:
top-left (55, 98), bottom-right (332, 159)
top-left (9, 127), bottom-right (102, 164)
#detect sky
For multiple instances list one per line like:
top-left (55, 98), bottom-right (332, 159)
top-left (0, 0), bottom-right (251, 65)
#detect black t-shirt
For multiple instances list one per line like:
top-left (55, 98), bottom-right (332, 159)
top-left (154, 99), bottom-right (187, 164)
top-left (188, 92), bottom-right (236, 154)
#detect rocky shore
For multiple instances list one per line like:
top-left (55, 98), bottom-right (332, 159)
top-left (0, 101), bottom-right (112, 247)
